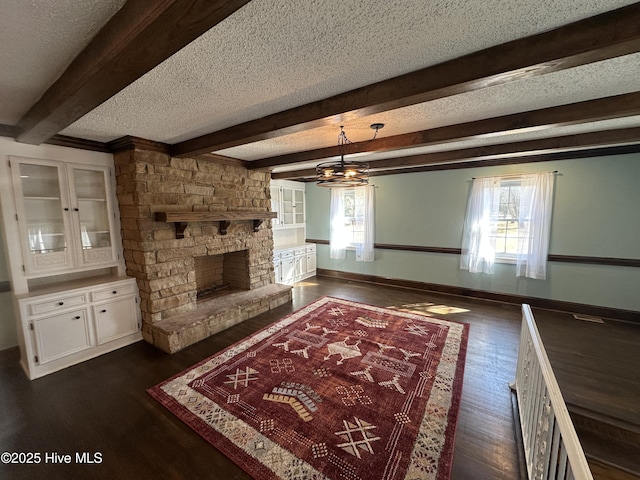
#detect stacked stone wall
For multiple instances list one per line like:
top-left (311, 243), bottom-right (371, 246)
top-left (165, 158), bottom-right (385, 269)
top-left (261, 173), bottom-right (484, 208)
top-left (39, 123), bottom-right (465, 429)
top-left (113, 147), bottom-right (274, 341)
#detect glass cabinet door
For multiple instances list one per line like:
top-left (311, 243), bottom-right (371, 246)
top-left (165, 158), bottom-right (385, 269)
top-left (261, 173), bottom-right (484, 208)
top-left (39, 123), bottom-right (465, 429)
top-left (73, 168), bottom-right (111, 249)
top-left (13, 160), bottom-right (75, 274)
top-left (294, 189), bottom-right (305, 224)
top-left (281, 188), bottom-right (294, 225)
top-left (69, 166), bottom-right (116, 267)
top-left (10, 158), bottom-right (118, 275)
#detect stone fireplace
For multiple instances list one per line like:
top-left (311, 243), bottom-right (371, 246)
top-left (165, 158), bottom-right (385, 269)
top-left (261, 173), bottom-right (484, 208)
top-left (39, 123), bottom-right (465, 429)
top-left (111, 139), bottom-right (292, 353)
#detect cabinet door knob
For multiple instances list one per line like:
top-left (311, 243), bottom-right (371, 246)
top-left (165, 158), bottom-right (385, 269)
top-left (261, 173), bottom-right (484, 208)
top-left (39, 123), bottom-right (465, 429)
top-left (58, 302), bottom-right (64, 305)
top-left (64, 208), bottom-right (69, 211)
top-left (112, 291), bottom-right (117, 294)
top-left (73, 208), bottom-right (79, 212)
top-left (74, 316), bottom-right (80, 319)
top-left (100, 309), bottom-right (107, 313)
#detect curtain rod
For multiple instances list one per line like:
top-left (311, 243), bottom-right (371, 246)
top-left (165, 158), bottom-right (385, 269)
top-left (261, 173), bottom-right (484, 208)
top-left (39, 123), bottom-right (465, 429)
top-left (471, 170), bottom-right (558, 180)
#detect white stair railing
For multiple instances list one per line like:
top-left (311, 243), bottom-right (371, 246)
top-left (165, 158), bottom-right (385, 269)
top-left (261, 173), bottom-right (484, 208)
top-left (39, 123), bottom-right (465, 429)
top-left (513, 304), bottom-right (594, 480)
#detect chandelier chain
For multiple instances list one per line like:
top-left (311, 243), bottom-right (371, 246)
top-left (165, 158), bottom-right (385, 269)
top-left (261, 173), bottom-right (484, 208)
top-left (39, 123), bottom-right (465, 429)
top-left (338, 126), bottom-right (352, 146)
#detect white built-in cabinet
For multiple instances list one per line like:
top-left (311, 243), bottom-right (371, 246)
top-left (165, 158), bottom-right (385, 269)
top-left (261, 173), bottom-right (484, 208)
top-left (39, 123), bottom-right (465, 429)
top-left (270, 179), bottom-right (316, 285)
top-left (0, 153), bottom-right (141, 380)
top-left (270, 181), bottom-right (305, 228)
top-left (273, 244), bottom-right (316, 285)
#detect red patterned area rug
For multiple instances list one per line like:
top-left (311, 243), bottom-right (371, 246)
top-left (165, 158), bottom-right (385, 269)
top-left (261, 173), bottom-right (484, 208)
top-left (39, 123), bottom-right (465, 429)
top-left (148, 296), bottom-right (469, 480)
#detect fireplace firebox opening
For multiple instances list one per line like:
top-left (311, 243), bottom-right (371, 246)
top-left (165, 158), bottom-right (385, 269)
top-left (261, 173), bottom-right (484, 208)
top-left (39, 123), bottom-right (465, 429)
top-left (194, 250), bottom-right (250, 301)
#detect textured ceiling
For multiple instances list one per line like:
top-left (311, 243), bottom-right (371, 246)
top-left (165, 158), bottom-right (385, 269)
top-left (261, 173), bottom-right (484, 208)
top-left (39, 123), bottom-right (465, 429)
top-left (2, 0), bottom-right (640, 177)
top-left (0, 0), bottom-right (126, 125)
top-left (218, 53), bottom-right (640, 164)
top-left (59, 0), bottom-right (637, 143)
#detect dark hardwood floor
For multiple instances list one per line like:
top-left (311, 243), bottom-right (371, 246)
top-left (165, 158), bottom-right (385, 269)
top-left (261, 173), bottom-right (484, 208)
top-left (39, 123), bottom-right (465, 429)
top-left (534, 308), bottom-right (640, 478)
top-left (1, 276), bottom-right (636, 480)
top-left (534, 309), bottom-right (640, 426)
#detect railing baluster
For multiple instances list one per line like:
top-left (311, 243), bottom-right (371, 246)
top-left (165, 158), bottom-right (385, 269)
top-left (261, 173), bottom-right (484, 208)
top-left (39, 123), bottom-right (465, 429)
top-left (541, 402), bottom-right (554, 480)
top-left (558, 442), bottom-right (569, 479)
top-left (548, 417), bottom-right (561, 480)
top-left (513, 305), bottom-right (593, 480)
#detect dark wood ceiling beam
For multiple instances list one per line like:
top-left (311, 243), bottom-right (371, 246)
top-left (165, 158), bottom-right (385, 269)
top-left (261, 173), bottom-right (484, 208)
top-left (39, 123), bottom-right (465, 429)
top-left (1, 123), bottom-right (110, 152)
top-left (172, 2), bottom-right (640, 157)
top-left (16, 0), bottom-right (251, 145)
top-left (366, 126), bottom-right (640, 170)
top-left (366, 144), bottom-right (640, 178)
top-left (253, 91), bottom-right (640, 169)
top-left (274, 144), bottom-right (640, 181)
top-left (271, 127), bottom-right (640, 180)
top-left (0, 124), bottom-right (20, 138)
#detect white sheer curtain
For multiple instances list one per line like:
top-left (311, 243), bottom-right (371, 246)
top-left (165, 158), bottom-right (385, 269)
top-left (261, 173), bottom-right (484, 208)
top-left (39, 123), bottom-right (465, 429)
top-left (516, 172), bottom-right (555, 279)
top-left (329, 188), bottom-right (347, 259)
top-left (329, 186), bottom-right (375, 262)
top-left (460, 172), bottom-right (555, 279)
top-left (355, 185), bottom-right (375, 262)
top-left (460, 177), bottom-right (501, 274)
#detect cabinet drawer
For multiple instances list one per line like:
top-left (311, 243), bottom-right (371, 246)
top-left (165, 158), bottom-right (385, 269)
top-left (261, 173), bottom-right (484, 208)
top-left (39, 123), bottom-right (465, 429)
top-left (28, 293), bottom-right (87, 316)
top-left (280, 250), bottom-right (294, 259)
top-left (305, 244), bottom-right (316, 253)
top-left (273, 251), bottom-right (282, 260)
top-left (91, 282), bottom-right (136, 302)
top-left (294, 248), bottom-right (305, 256)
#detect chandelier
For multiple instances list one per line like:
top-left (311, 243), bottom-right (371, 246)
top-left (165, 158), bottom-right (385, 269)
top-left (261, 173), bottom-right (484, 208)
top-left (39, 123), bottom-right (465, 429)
top-left (315, 124), bottom-right (383, 187)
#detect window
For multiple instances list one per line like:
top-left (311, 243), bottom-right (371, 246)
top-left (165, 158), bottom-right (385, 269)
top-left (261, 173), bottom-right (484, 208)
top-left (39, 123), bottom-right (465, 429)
top-left (460, 172), bottom-right (555, 279)
top-left (329, 186), bottom-right (375, 262)
top-left (490, 179), bottom-right (526, 262)
top-left (340, 189), bottom-right (364, 247)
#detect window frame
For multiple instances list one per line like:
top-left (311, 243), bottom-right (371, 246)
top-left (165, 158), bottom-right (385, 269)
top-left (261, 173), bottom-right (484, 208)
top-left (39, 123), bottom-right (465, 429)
top-left (489, 177), bottom-right (529, 264)
top-left (339, 188), bottom-right (363, 250)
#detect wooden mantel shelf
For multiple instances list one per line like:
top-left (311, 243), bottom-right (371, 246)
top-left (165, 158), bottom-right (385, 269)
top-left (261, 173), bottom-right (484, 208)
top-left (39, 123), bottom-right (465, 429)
top-left (155, 211), bottom-right (277, 238)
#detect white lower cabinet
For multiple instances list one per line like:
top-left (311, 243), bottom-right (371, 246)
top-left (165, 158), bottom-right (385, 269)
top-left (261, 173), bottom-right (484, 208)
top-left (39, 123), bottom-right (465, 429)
top-left (274, 243), bottom-right (316, 285)
top-left (32, 309), bottom-right (92, 364)
top-left (306, 245), bottom-right (317, 274)
top-left (18, 277), bottom-right (142, 379)
top-left (294, 247), bottom-right (307, 279)
top-left (93, 297), bottom-right (139, 345)
top-left (280, 251), bottom-right (296, 285)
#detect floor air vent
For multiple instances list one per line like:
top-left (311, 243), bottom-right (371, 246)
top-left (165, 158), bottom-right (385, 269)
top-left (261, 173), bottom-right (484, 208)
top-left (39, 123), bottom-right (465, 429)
top-left (573, 313), bottom-right (605, 324)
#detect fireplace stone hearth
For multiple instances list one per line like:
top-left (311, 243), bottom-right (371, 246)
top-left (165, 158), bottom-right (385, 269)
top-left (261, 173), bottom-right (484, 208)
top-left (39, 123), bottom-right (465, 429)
top-left (147, 283), bottom-right (291, 353)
